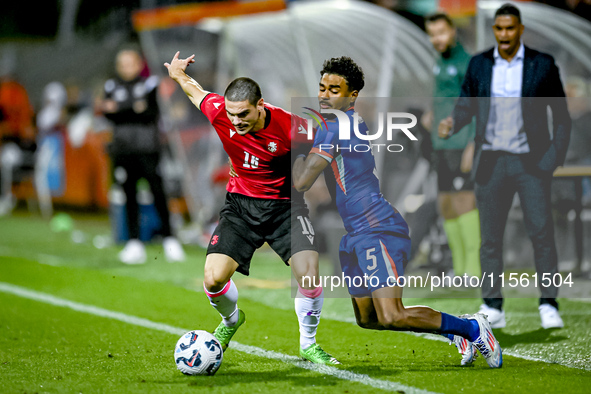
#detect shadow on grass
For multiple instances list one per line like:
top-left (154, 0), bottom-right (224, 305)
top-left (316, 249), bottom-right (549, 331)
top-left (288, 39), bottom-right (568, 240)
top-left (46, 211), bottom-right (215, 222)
top-left (493, 327), bottom-right (568, 348)
top-left (155, 363), bottom-right (344, 389)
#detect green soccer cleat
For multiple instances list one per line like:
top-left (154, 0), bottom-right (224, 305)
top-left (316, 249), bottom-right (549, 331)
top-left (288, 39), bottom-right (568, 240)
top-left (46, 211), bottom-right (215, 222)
top-left (300, 343), bottom-right (341, 365)
top-left (213, 309), bottom-right (246, 351)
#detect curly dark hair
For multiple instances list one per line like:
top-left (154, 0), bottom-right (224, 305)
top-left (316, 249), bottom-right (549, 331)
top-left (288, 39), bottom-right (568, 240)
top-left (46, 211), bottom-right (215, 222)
top-left (320, 56), bottom-right (365, 93)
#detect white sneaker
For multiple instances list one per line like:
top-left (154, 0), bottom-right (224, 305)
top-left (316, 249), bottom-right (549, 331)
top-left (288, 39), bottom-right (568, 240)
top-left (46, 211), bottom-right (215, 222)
top-left (470, 313), bottom-right (503, 368)
top-left (163, 236), bottom-right (186, 263)
top-left (478, 304), bottom-right (506, 328)
top-left (539, 304), bottom-right (564, 329)
top-left (118, 239), bottom-right (146, 264)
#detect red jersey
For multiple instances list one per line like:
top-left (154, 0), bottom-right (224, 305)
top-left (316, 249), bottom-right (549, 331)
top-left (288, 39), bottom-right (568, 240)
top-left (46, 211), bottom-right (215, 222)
top-left (200, 93), bottom-right (310, 199)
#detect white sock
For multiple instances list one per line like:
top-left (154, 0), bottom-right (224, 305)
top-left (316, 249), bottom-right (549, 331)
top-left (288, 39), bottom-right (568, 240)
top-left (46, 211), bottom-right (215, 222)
top-left (294, 286), bottom-right (324, 349)
top-left (204, 279), bottom-right (239, 327)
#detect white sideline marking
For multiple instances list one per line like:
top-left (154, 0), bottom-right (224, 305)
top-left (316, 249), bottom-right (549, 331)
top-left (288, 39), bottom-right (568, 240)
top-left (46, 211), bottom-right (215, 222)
top-left (0, 282), bottom-right (437, 394)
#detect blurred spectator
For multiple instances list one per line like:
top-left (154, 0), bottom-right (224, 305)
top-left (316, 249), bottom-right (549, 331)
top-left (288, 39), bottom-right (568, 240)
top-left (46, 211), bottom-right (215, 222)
top-left (37, 81), bottom-right (68, 136)
top-left (0, 74), bottom-right (35, 143)
top-left (425, 12), bottom-right (481, 279)
top-left (0, 72), bottom-right (36, 214)
top-left (101, 47), bottom-right (185, 264)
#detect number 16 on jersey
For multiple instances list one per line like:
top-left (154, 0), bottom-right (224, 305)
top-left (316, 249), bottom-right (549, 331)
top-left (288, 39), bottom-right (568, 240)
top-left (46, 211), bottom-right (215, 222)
top-left (243, 151), bottom-right (259, 169)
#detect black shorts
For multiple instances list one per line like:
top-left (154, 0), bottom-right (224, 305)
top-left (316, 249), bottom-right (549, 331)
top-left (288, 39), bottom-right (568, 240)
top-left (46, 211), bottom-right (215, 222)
top-left (206, 192), bottom-right (318, 275)
top-left (432, 149), bottom-right (474, 192)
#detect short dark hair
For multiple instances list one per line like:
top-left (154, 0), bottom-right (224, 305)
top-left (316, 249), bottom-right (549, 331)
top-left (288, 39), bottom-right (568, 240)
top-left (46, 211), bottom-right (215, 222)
top-left (494, 3), bottom-right (521, 23)
top-left (320, 56), bottom-right (365, 93)
top-left (224, 77), bottom-right (262, 106)
top-left (425, 12), bottom-right (455, 28)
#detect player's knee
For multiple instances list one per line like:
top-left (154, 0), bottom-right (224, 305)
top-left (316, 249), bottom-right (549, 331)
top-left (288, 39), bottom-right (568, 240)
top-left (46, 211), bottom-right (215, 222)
top-left (291, 252), bottom-right (320, 289)
top-left (203, 267), bottom-right (228, 293)
top-left (297, 273), bottom-right (320, 290)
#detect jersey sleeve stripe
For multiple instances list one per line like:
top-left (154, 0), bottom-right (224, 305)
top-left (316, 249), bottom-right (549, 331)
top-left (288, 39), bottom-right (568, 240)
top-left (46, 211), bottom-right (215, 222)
top-left (310, 147), bottom-right (333, 161)
top-left (331, 159), bottom-right (347, 195)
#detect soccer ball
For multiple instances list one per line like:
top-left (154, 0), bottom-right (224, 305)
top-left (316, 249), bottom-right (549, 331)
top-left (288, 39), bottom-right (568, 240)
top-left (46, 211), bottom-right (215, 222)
top-left (174, 330), bottom-right (223, 375)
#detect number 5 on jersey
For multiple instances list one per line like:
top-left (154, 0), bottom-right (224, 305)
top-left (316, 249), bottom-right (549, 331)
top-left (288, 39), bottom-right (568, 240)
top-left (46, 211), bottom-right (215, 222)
top-left (366, 248), bottom-right (377, 270)
top-left (243, 151), bottom-right (259, 169)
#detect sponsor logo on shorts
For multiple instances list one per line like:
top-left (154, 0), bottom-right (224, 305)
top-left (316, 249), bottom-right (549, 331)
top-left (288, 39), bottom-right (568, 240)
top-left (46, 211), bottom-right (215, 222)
top-left (211, 235), bottom-right (219, 245)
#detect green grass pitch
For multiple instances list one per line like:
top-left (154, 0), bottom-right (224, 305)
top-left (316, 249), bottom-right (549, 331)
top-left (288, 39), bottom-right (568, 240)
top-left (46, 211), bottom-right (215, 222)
top-left (0, 213), bottom-right (590, 393)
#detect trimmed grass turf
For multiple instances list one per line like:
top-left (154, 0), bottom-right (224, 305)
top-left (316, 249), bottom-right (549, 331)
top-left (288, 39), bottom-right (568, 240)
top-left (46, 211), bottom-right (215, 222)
top-left (1, 213), bottom-right (591, 393)
top-left (0, 290), bottom-right (379, 394)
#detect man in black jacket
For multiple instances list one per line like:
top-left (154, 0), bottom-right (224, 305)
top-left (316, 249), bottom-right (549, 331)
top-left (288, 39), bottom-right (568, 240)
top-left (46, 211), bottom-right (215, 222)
top-left (102, 48), bottom-right (185, 264)
top-left (439, 3), bottom-right (571, 329)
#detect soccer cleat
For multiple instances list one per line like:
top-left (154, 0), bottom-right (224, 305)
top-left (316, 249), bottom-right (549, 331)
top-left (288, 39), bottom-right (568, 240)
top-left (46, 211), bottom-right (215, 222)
top-left (450, 335), bottom-right (478, 366)
top-left (539, 304), bottom-right (564, 329)
top-left (478, 304), bottom-right (506, 328)
top-left (470, 313), bottom-right (503, 368)
top-left (119, 239), bottom-right (146, 264)
top-left (213, 309), bottom-right (245, 351)
top-left (448, 314), bottom-right (478, 366)
top-left (163, 236), bottom-right (186, 263)
top-left (300, 343), bottom-right (341, 365)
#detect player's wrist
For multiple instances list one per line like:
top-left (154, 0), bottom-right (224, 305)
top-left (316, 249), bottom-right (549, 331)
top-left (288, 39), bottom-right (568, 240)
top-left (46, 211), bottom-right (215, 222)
top-left (169, 69), bottom-right (187, 82)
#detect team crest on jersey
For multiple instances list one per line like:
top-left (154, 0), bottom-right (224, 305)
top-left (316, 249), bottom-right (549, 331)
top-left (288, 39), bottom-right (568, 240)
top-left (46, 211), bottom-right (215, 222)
top-left (267, 141), bottom-right (278, 152)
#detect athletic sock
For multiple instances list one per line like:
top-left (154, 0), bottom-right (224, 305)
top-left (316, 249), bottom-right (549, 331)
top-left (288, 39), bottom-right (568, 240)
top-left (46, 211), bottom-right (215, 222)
top-left (295, 285), bottom-right (324, 350)
top-left (457, 209), bottom-right (482, 277)
top-left (441, 333), bottom-right (455, 341)
top-left (204, 279), bottom-right (239, 327)
top-left (439, 312), bottom-right (480, 342)
top-left (443, 218), bottom-right (465, 276)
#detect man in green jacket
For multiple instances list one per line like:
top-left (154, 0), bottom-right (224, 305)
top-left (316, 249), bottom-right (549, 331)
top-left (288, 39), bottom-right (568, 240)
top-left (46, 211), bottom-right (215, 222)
top-left (425, 13), bottom-right (481, 280)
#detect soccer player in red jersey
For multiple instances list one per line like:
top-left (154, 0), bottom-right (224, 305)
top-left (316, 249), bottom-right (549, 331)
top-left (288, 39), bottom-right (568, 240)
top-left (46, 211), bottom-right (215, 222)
top-left (165, 52), bottom-right (339, 364)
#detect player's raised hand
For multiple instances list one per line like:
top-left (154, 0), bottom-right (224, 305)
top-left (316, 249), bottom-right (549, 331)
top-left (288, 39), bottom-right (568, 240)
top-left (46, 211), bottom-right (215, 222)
top-left (164, 52), bottom-right (195, 80)
top-left (164, 51), bottom-right (209, 111)
top-left (438, 116), bottom-right (453, 139)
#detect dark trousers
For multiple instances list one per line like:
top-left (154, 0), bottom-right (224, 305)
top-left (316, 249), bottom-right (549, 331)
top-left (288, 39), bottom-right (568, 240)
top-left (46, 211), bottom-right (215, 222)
top-left (112, 153), bottom-right (171, 240)
top-left (475, 152), bottom-right (559, 310)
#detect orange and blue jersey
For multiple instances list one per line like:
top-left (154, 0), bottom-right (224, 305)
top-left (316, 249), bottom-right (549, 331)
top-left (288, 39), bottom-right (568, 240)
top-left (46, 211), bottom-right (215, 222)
top-left (310, 107), bottom-right (410, 296)
top-left (311, 107), bottom-right (409, 238)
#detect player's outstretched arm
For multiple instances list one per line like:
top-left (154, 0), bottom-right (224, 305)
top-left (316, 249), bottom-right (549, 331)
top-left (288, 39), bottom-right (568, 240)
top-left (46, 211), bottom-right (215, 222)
top-left (293, 154), bottom-right (329, 192)
top-left (164, 51), bottom-right (210, 111)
